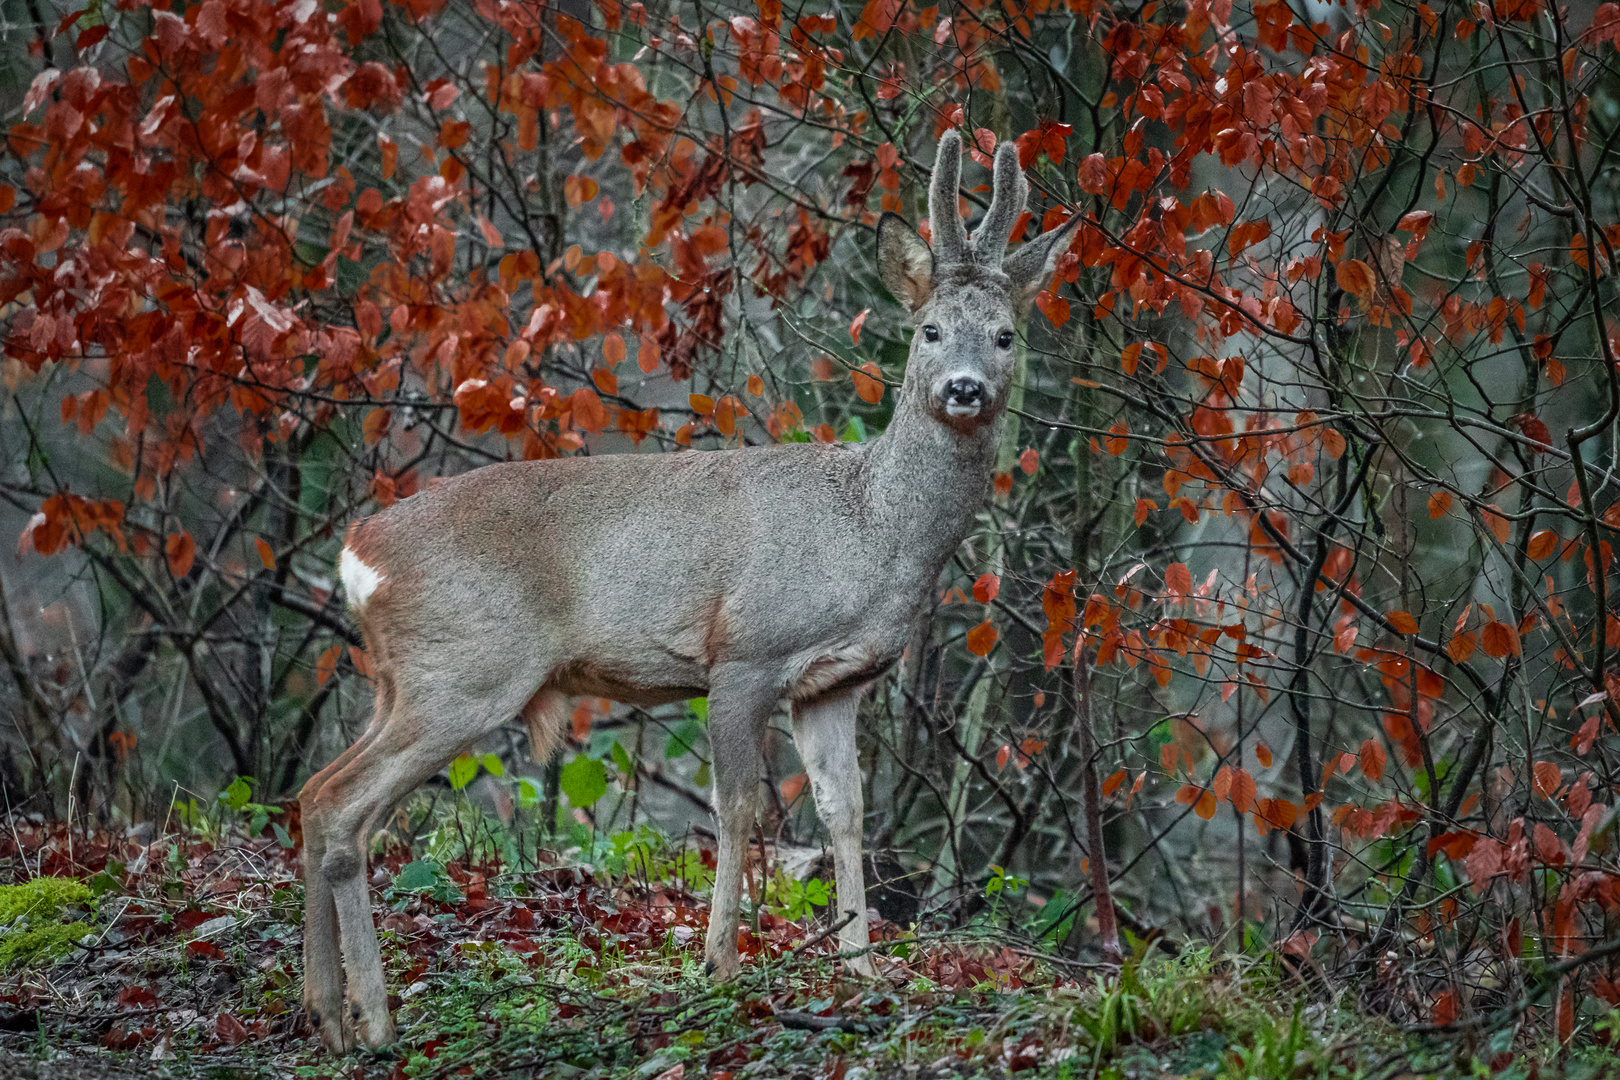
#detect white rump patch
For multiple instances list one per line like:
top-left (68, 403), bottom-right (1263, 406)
top-left (339, 548), bottom-right (383, 609)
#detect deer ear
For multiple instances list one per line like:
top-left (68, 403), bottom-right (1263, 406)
top-left (877, 212), bottom-right (934, 312)
top-left (1003, 210), bottom-right (1082, 313)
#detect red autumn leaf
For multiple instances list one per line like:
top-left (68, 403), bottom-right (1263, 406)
top-left (996, 744), bottom-right (1012, 771)
top-left (1334, 257), bottom-right (1375, 299)
top-left (1013, 119), bottom-right (1073, 168)
top-left (1431, 989), bottom-right (1458, 1026)
top-left (570, 387), bottom-right (607, 433)
top-left (779, 773), bottom-right (808, 803)
top-left (186, 939), bottom-right (223, 960)
top-left (1041, 570), bottom-right (1076, 670)
top-left (117, 985), bottom-right (158, 1008)
top-left (715, 396), bottom-right (746, 437)
top-left (965, 620), bottom-right (998, 656)
top-left (1018, 448), bottom-right (1039, 475)
top-left (1428, 491), bottom-right (1452, 518)
top-left (363, 407), bottom-right (391, 445)
top-left (1104, 421), bottom-right (1130, 456)
top-left (1533, 760), bottom-right (1562, 799)
top-left (1164, 563), bottom-right (1191, 596)
top-left (166, 532), bottom-right (195, 578)
top-left (1386, 610), bottom-right (1418, 635)
top-left (1255, 742), bottom-right (1274, 768)
top-left (1035, 290), bottom-right (1070, 326)
top-left (973, 573), bottom-right (1000, 604)
top-left (852, 361), bottom-right (885, 403)
top-left (1480, 621), bottom-right (1519, 658)
top-left (564, 175), bottom-right (600, 207)
top-left (1526, 529), bottom-right (1558, 560)
top-left (1396, 210), bottom-right (1434, 233)
top-left (255, 537), bottom-right (276, 571)
top-left (1228, 768), bottom-right (1257, 814)
top-left (1359, 739), bottom-right (1386, 781)
top-left (1101, 768), bottom-right (1126, 796)
top-left (849, 308), bottom-right (870, 344)
top-left (215, 1012), bottom-right (249, 1046)
top-left (316, 645), bottom-right (340, 686)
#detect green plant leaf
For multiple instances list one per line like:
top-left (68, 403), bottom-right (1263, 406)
top-left (560, 754), bottom-right (607, 809)
top-left (693, 760), bottom-right (711, 788)
top-left (271, 823), bottom-right (294, 849)
top-left (516, 777), bottom-right (540, 807)
top-left (687, 697), bottom-right (708, 722)
top-left (611, 740), bottom-right (634, 778)
top-left (665, 718), bottom-right (703, 760)
top-left (393, 860), bottom-right (441, 892)
top-left (447, 753), bottom-right (479, 791)
top-left (479, 753), bottom-right (505, 777)
top-left (221, 776), bottom-right (252, 811)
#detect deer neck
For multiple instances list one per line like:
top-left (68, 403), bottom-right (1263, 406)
top-left (863, 378), bottom-right (1001, 568)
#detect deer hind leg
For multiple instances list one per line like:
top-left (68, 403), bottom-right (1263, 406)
top-left (703, 663), bottom-right (781, 980)
top-left (306, 676), bottom-right (533, 1050)
top-left (792, 691), bottom-right (876, 977)
top-left (299, 674), bottom-right (393, 1054)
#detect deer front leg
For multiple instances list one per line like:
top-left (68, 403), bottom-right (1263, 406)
top-left (703, 663), bottom-right (779, 980)
top-left (792, 691), bottom-right (875, 977)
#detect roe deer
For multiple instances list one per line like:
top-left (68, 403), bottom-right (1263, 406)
top-left (298, 131), bottom-right (1078, 1052)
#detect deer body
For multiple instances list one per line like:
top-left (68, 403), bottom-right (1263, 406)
top-left (340, 424), bottom-right (991, 709)
top-left (299, 132), bottom-right (1077, 1053)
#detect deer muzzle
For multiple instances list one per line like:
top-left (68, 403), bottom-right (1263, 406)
top-left (942, 376), bottom-right (986, 417)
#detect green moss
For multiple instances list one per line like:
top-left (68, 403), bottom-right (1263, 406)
top-left (0, 877), bottom-right (94, 968)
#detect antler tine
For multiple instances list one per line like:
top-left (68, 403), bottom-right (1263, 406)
top-left (929, 131), bottom-right (970, 267)
top-left (970, 141), bottom-right (1029, 266)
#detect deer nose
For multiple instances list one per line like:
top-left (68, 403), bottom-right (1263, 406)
top-left (943, 377), bottom-right (985, 416)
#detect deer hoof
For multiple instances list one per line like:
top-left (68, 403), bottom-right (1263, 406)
top-left (352, 1006), bottom-right (397, 1051)
top-left (308, 1006), bottom-right (355, 1054)
top-left (345, 1003), bottom-right (398, 1049)
top-left (704, 954), bottom-right (739, 981)
top-left (843, 954), bottom-right (879, 980)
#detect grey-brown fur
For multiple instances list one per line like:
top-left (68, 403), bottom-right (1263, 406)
top-left (297, 131), bottom-right (1081, 1052)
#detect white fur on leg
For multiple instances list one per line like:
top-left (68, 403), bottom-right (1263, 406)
top-left (792, 692), bottom-right (876, 977)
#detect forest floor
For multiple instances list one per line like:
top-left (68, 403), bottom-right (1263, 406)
top-left (0, 808), bottom-right (1609, 1080)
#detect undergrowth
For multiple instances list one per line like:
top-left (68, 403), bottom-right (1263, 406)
top-left (0, 876), bottom-right (94, 969)
top-left (0, 781), bottom-right (1611, 1078)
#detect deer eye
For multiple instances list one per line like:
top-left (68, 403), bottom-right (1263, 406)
top-left (923, 325), bottom-right (939, 342)
top-left (997, 330), bottom-right (1014, 349)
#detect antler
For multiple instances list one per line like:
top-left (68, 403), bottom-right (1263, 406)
top-left (970, 140), bottom-right (1029, 268)
top-left (929, 130), bottom-right (970, 267)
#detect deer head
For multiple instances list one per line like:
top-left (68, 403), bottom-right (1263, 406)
top-left (877, 131), bottom-right (1080, 430)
